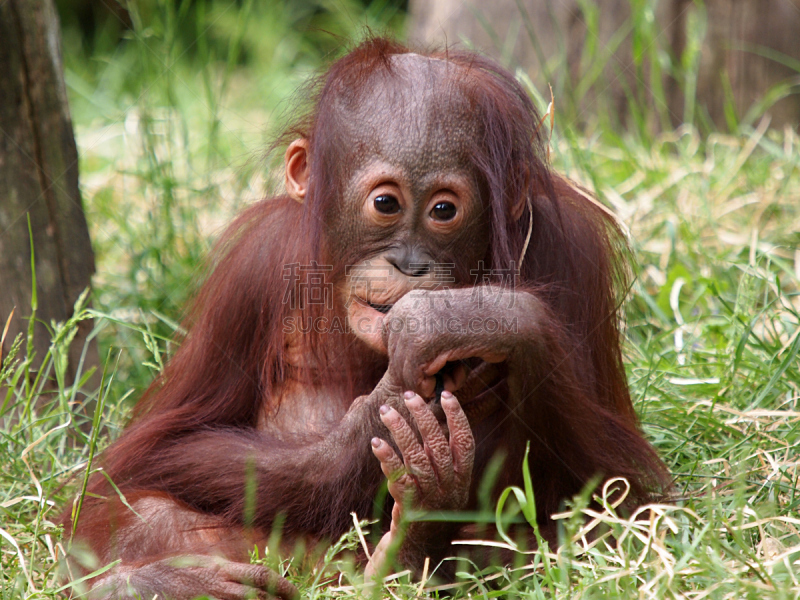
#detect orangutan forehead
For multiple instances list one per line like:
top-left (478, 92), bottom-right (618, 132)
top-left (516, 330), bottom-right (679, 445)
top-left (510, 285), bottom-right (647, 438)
top-left (334, 54), bottom-right (480, 174)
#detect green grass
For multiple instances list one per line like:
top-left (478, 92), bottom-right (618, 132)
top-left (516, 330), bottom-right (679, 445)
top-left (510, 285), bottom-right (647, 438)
top-left (2, 0), bottom-right (799, 597)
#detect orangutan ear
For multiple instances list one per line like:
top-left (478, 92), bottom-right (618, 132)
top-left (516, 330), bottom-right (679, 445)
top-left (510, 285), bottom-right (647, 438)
top-left (285, 139), bottom-right (310, 203)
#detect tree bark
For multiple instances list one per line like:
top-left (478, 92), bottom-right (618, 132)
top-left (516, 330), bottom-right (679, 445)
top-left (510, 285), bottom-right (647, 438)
top-left (0, 0), bottom-right (98, 402)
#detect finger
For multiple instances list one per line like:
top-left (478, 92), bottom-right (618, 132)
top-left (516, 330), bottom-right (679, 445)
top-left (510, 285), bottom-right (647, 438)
top-left (481, 351), bottom-right (508, 363)
top-left (418, 375), bottom-right (436, 399)
top-left (401, 358), bottom-right (434, 399)
top-left (221, 563), bottom-right (298, 600)
top-left (444, 363), bottom-right (467, 392)
top-left (422, 353), bottom-right (466, 397)
top-left (218, 582), bottom-right (283, 600)
top-left (371, 437), bottom-right (404, 482)
top-left (424, 350), bottom-right (507, 374)
top-left (212, 581), bottom-right (260, 600)
top-left (423, 353), bottom-right (450, 377)
top-left (373, 437), bottom-right (414, 503)
top-left (440, 392), bottom-right (475, 482)
top-left (379, 405), bottom-right (434, 487)
top-left (254, 568), bottom-right (298, 600)
top-left (404, 393), bottom-right (453, 485)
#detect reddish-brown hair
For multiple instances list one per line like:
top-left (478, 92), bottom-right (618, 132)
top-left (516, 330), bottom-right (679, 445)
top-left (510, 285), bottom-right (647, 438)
top-left (79, 37), bottom-right (666, 543)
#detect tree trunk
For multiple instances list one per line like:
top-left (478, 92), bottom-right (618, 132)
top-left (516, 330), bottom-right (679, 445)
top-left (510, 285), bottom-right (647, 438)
top-left (408, 0), bottom-right (800, 130)
top-left (0, 0), bottom-right (98, 404)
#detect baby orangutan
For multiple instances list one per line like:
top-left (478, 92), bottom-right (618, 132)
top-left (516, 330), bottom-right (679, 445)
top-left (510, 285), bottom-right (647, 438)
top-left (64, 37), bottom-right (667, 599)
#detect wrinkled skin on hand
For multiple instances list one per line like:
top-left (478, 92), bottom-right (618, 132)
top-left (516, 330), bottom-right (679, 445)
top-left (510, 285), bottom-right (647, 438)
top-left (365, 391), bottom-right (474, 577)
top-left (363, 286), bottom-right (543, 576)
top-left (381, 286), bottom-right (542, 398)
top-left (90, 556), bottom-right (298, 600)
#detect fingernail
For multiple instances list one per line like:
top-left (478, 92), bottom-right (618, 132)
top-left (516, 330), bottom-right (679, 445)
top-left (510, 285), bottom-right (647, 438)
top-left (403, 390), bottom-right (415, 400)
top-left (371, 437), bottom-right (382, 448)
top-left (441, 390), bottom-right (453, 400)
top-left (379, 405), bottom-right (390, 415)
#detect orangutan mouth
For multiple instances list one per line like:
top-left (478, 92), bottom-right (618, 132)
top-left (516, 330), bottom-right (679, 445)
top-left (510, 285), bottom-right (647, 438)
top-left (368, 302), bottom-right (393, 314)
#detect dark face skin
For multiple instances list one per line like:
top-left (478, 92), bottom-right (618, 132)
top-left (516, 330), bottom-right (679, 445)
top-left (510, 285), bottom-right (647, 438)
top-left (318, 55), bottom-right (491, 350)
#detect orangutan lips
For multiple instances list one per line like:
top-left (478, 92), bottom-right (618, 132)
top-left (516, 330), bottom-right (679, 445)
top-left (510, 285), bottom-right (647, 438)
top-left (368, 302), bottom-right (393, 314)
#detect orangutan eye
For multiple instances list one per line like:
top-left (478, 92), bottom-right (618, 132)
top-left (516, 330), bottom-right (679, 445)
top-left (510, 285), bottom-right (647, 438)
top-left (431, 201), bottom-right (457, 221)
top-left (374, 195), bottom-right (401, 214)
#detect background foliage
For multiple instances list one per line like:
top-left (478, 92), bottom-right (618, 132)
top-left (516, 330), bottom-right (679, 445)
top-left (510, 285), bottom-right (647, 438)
top-left (1, 1), bottom-right (798, 598)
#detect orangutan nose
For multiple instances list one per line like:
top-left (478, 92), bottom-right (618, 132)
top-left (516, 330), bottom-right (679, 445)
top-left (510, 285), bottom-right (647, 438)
top-left (385, 247), bottom-right (433, 277)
